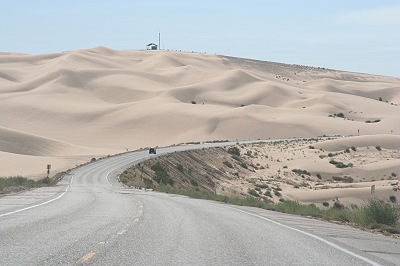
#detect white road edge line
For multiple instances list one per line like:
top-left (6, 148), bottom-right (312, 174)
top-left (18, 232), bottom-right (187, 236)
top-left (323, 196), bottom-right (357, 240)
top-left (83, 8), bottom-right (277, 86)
top-left (225, 206), bottom-right (383, 266)
top-left (0, 174), bottom-right (76, 218)
top-left (106, 170), bottom-right (113, 186)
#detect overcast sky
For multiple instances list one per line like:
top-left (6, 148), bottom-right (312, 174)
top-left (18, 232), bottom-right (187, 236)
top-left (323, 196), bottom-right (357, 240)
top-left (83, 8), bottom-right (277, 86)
top-left (1, 0), bottom-right (399, 77)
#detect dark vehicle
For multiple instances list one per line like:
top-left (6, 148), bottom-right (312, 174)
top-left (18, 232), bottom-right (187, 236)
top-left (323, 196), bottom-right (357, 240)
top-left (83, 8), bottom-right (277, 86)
top-left (149, 148), bottom-right (156, 154)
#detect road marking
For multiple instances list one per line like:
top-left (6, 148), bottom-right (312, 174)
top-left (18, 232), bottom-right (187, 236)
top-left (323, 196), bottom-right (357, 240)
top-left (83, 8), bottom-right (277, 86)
top-left (226, 206), bottom-right (383, 266)
top-left (78, 251), bottom-right (96, 263)
top-left (117, 223), bottom-right (130, 235)
top-left (0, 174), bottom-right (76, 218)
top-left (106, 170), bottom-right (114, 186)
top-left (117, 229), bottom-right (127, 235)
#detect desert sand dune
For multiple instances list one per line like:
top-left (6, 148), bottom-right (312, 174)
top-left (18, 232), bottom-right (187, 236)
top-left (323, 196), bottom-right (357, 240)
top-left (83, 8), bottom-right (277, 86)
top-left (0, 47), bottom-right (399, 178)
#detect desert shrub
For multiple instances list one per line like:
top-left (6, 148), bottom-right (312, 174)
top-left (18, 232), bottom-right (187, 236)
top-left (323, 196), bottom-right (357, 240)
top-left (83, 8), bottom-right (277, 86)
top-left (264, 190), bottom-right (272, 197)
top-left (392, 173), bottom-right (397, 177)
top-left (91, 157), bottom-right (96, 162)
top-left (239, 162), bottom-right (248, 169)
top-left (189, 179), bottom-right (198, 186)
top-left (329, 160), bottom-right (349, 168)
top-left (336, 113), bottom-right (345, 118)
top-left (316, 173), bottom-right (322, 179)
top-left (351, 146), bottom-right (356, 151)
top-left (231, 155), bottom-right (241, 161)
top-left (151, 163), bottom-right (174, 186)
top-left (332, 176), bottom-right (354, 183)
top-left (176, 164), bottom-right (184, 172)
top-left (389, 195), bottom-right (397, 203)
top-left (223, 161), bottom-right (233, 168)
top-left (333, 201), bottom-right (344, 209)
top-left (248, 189), bottom-right (259, 197)
top-left (309, 145), bottom-right (315, 149)
top-left (191, 100), bottom-right (196, 104)
top-left (292, 169), bottom-right (311, 176)
top-left (375, 146), bottom-right (382, 151)
top-left (228, 146), bottom-right (241, 156)
top-left (274, 191), bottom-right (282, 197)
top-left (322, 202), bottom-right (329, 207)
top-left (345, 148), bottom-right (350, 153)
top-left (365, 120), bottom-right (381, 123)
top-left (357, 200), bottom-right (399, 227)
top-left (255, 183), bottom-right (269, 189)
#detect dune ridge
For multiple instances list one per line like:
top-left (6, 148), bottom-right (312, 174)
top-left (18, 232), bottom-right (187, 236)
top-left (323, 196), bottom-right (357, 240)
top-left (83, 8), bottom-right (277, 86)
top-left (0, 47), bottom-right (399, 177)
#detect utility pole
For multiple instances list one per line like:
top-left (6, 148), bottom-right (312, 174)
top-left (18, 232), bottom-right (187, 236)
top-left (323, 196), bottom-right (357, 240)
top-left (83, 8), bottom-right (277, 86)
top-left (158, 31), bottom-right (161, 50)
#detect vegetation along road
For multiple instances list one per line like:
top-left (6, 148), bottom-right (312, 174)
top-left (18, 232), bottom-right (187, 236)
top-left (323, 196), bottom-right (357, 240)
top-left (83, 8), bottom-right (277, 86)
top-left (0, 141), bottom-right (398, 265)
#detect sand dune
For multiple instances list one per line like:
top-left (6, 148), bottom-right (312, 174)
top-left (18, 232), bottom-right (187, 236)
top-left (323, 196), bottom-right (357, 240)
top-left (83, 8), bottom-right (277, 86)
top-left (1, 47), bottom-right (399, 178)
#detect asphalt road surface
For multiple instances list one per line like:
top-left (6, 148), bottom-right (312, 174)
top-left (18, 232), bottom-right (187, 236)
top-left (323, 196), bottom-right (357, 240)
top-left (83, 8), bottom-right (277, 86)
top-left (0, 143), bottom-right (399, 265)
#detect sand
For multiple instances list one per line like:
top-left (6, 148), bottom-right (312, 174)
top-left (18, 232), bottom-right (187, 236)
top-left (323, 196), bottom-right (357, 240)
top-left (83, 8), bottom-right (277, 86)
top-left (1, 47), bottom-right (399, 182)
top-left (220, 137), bottom-right (400, 207)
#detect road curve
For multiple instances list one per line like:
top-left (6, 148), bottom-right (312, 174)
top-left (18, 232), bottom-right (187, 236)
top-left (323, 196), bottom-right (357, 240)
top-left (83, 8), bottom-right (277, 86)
top-left (0, 142), bottom-right (399, 265)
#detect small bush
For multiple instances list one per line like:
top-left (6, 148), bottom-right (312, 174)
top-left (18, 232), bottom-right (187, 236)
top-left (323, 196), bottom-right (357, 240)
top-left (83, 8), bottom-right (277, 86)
top-left (375, 146), bottom-right (382, 151)
top-left (329, 160), bottom-right (350, 168)
top-left (248, 189), bottom-right (259, 197)
top-left (176, 164), bottom-right (184, 172)
top-left (223, 161), bottom-right (233, 168)
top-left (333, 201), bottom-right (344, 209)
top-left (191, 100), bottom-right (196, 104)
top-left (239, 162), bottom-right (248, 169)
top-left (255, 183), bottom-right (269, 189)
top-left (389, 195), bottom-right (397, 203)
top-left (336, 113), bottom-right (345, 118)
top-left (292, 169), bottom-right (311, 176)
top-left (316, 173), bottom-right (322, 179)
top-left (264, 190), bottom-right (272, 197)
top-left (322, 202), bottom-right (329, 207)
top-left (332, 176), bottom-right (354, 183)
top-left (228, 146), bottom-right (241, 156)
top-left (351, 146), bottom-right (356, 151)
top-left (365, 119), bottom-right (381, 123)
top-left (151, 163), bottom-right (174, 186)
top-left (391, 172), bottom-right (397, 177)
top-left (274, 191), bottom-right (282, 197)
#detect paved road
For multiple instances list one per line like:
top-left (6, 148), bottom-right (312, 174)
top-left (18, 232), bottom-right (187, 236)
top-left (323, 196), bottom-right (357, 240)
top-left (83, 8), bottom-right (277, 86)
top-left (0, 143), bottom-right (399, 265)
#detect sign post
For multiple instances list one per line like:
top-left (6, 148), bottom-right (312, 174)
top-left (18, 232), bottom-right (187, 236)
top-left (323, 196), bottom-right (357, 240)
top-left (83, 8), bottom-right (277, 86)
top-left (371, 185), bottom-right (375, 200)
top-left (47, 164), bottom-right (51, 178)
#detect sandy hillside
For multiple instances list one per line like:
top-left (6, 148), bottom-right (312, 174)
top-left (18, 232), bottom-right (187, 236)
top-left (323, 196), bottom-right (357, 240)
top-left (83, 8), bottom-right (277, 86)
top-left (120, 136), bottom-right (400, 208)
top-left (0, 47), bottom-right (399, 178)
